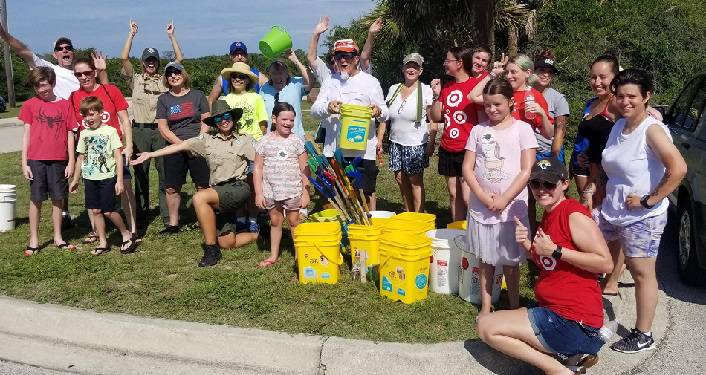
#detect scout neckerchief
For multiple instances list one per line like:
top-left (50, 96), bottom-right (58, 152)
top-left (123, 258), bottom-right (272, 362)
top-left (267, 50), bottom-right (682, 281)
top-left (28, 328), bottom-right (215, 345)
top-left (386, 81), bottom-right (423, 123)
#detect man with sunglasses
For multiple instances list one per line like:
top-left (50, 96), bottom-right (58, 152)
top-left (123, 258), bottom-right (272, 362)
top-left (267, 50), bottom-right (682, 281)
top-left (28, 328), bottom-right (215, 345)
top-left (311, 39), bottom-right (389, 210)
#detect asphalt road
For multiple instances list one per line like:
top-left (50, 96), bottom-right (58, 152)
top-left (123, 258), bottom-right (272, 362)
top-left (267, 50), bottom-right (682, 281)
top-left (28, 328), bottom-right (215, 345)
top-left (0, 361), bottom-right (67, 375)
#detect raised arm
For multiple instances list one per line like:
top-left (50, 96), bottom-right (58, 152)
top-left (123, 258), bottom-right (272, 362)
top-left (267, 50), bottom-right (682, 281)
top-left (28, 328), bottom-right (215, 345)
top-left (360, 18), bottom-right (382, 72)
top-left (120, 20), bottom-right (137, 77)
top-left (0, 22), bottom-right (35, 67)
top-left (468, 54), bottom-right (507, 104)
top-left (287, 49), bottom-right (312, 91)
top-left (166, 21), bottom-right (184, 63)
top-left (207, 77), bottom-right (223, 109)
top-left (307, 16), bottom-right (329, 68)
top-left (92, 51), bottom-right (110, 84)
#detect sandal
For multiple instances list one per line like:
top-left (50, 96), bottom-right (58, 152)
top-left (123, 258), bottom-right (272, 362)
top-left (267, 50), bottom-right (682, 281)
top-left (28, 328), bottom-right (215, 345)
top-left (120, 238), bottom-right (137, 254)
top-left (257, 258), bottom-right (278, 268)
top-left (83, 232), bottom-right (98, 244)
top-left (55, 242), bottom-right (78, 252)
top-left (90, 247), bottom-right (111, 256)
top-left (23, 245), bottom-right (40, 257)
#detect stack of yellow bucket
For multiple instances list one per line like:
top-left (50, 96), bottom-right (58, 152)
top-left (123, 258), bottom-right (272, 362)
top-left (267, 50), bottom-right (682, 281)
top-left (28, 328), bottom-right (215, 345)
top-left (381, 212), bottom-right (436, 236)
top-left (294, 222), bottom-right (343, 284)
top-left (348, 224), bottom-right (381, 267)
top-left (379, 231), bottom-right (433, 304)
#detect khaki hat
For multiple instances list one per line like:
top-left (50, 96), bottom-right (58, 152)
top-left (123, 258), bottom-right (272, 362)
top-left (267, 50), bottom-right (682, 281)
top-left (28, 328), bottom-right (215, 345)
top-left (403, 52), bottom-right (424, 66)
top-left (203, 100), bottom-right (244, 127)
top-left (220, 62), bottom-right (258, 83)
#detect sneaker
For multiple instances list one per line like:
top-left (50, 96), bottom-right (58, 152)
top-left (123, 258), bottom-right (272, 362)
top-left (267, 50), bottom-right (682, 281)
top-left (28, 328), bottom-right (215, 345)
top-left (159, 225), bottom-right (180, 235)
top-left (198, 244), bottom-right (221, 267)
top-left (610, 329), bottom-right (655, 353)
top-left (61, 215), bottom-right (73, 230)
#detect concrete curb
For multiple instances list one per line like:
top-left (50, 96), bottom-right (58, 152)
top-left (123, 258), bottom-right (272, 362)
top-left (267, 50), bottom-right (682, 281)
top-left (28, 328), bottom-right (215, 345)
top-left (0, 272), bottom-right (669, 375)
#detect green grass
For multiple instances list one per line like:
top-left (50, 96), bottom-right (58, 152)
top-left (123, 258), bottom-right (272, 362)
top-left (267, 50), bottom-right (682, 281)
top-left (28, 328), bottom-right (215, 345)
top-left (0, 102), bottom-right (538, 343)
top-left (0, 103), bottom-right (21, 119)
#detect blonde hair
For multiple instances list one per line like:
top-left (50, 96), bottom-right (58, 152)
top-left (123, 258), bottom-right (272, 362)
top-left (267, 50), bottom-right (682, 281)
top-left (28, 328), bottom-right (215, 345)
top-left (508, 54), bottom-right (538, 86)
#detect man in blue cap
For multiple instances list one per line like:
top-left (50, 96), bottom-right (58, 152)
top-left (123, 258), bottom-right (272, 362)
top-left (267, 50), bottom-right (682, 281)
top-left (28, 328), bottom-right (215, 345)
top-left (207, 41), bottom-right (268, 107)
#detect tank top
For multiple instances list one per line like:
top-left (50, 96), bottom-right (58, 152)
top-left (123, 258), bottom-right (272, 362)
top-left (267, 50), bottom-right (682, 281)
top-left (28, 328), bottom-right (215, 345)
top-left (533, 199), bottom-right (604, 328)
top-left (600, 116), bottom-right (671, 226)
top-left (576, 97), bottom-right (614, 164)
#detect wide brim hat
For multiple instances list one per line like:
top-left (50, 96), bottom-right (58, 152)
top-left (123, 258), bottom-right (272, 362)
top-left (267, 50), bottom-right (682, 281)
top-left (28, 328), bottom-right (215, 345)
top-left (220, 62), bottom-right (258, 83)
top-left (203, 100), bottom-right (243, 127)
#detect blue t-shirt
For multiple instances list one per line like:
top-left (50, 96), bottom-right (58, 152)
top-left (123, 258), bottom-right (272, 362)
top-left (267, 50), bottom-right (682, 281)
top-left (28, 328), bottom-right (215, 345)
top-left (221, 67), bottom-right (261, 94)
top-left (260, 76), bottom-right (307, 137)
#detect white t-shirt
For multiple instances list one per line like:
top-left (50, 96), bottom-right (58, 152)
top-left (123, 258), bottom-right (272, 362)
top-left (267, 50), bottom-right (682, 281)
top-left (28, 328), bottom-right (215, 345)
top-left (32, 54), bottom-right (79, 100)
top-left (385, 82), bottom-right (433, 146)
top-left (311, 56), bottom-right (373, 85)
top-left (311, 70), bottom-right (389, 160)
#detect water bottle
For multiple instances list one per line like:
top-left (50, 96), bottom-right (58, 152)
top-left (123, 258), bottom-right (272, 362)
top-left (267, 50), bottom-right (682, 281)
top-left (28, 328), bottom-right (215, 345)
top-left (599, 319), bottom-right (619, 342)
top-left (525, 92), bottom-right (535, 121)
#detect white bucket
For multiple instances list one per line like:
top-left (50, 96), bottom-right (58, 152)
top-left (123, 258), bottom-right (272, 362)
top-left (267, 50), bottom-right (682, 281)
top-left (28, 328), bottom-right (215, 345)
top-left (427, 229), bottom-right (464, 295)
top-left (368, 210), bottom-right (396, 219)
top-left (458, 246), bottom-right (503, 304)
top-left (0, 184), bottom-right (16, 232)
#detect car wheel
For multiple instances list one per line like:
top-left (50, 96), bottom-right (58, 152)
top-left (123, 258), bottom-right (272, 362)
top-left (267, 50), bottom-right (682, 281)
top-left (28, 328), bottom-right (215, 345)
top-left (677, 198), bottom-right (706, 286)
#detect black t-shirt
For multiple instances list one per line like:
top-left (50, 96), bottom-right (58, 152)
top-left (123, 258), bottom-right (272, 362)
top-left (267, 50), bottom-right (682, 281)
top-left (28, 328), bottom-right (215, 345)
top-left (577, 100), bottom-right (615, 164)
top-left (156, 89), bottom-right (209, 140)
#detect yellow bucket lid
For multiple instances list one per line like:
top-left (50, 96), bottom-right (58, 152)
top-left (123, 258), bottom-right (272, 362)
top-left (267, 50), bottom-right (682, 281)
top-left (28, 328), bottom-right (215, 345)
top-left (295, 221), bottom-right (341, 236)
top-left (348, 224), bottom-right (381, 234)
top-left (395, 212), bottom-right (436, 223)
top-left (380, 232), bottom-right (431, 248)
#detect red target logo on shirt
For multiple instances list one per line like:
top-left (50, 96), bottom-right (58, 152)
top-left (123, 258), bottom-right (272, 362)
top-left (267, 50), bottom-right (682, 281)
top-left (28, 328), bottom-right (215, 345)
top-left (540, 256), bottom-right (557, 271)
top-left (449, 127), bottom-right (460, 139)
top-left (101, 110), bottom-right (111, 124)
top-left (453, 111), bottom-right (467, 125)
top-left (446, 90), bottom-right (463, 108)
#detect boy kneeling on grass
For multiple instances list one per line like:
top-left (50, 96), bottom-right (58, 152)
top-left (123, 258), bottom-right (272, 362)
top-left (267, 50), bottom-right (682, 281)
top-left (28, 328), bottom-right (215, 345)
top-left (20, 67), bottom-right (77, 256)
top-left (69, 97), bottom-right (136, 255)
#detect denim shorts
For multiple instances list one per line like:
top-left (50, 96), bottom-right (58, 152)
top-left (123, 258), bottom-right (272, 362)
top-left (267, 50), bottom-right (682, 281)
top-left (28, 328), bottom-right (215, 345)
top-left (596, 210), bottom-right (668, 258)
top-left (527, 306), bottom-right (604, 357)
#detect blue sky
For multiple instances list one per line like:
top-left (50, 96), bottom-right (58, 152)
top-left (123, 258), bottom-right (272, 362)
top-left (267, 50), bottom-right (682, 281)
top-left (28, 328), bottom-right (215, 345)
top-left (6, 0), bottom-right (376, 58)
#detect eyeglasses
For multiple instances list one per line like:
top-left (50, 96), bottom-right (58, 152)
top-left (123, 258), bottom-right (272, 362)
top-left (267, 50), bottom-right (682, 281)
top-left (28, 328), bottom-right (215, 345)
top-left (165, 69), bottom-right (182, 77)
top-left (73, 70), bottom-right (94, 78)
top-left (54, 45), bottom-right (73, 52)
top-left (213, 112), bottom-right (232, 124)
top-left (334, 52), bottom-right (356, 61)
top-left (230, 73), bottom-right (249, 81)
top-left (529, 179), bottom-right (558, 191)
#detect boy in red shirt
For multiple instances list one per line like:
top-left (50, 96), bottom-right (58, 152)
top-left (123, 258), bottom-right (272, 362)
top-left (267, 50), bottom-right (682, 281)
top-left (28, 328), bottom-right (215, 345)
top-left (19, 67), bottom-right (77, 255)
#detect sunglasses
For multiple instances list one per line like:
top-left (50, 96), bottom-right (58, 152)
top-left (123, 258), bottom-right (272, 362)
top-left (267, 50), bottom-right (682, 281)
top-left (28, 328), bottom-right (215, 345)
top-left (529, 179), bottom-right (558, 191)
top-left (334, 52), bottom-right (356, 61)
top-left (230, 73), bottom-right (249, 81)
top-left (213, 112), bottom-right (232, 124)
top-left (73, 70), bottom-right (94, 78)
top-left (54, 45), bottom-right (73, 52)
top-left (165, 69), bottom-right (182, 77)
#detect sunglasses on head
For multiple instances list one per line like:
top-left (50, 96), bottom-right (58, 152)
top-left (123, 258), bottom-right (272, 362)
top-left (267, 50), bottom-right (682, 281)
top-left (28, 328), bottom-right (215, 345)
top-left (73, 70), bottom-right (94, 78)
top-left (165, 69), bottom-right (182, 77)
top-left (334, 52), bottom-right (356, 61)
top-left (54, 45), bottom-right (73, 52)
top-left (230, 73), bottom-right (249, 81)
top-left (529, 179), bottom-right (558, 191)
top-left (213, 112), bottom-right (232, 124)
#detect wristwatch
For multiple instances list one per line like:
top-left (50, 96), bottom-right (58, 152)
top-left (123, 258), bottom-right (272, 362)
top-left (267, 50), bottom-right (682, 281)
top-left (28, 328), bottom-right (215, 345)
top-left (640, 194), bottom-right (655, 209)
top-left (551, 246), bottom-right (563, 260)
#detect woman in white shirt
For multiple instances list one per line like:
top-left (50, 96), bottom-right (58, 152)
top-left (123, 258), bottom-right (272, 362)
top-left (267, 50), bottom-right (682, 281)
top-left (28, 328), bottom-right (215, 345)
top-left (379, 53), bottom-right (434, 212)
top-left (599, 69), bottom-right (686, 354)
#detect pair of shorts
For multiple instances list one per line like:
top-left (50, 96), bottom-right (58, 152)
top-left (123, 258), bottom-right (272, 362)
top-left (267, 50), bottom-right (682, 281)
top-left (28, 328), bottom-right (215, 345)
top-left (388, 142), bottom-right (429, 175)
top-left (344, 158), bottom-right (379, 195)
top-left (528, 306), bottom-right (604, 358)
top-left (27, 160), bottom-right (68, 203)
top-left (569, 152), bottom-right (589, 177)
top-left (84, 177), bottom-right (118, 213)
top-left (437, 147), bottom-right (465, 177)
top-left (163, 151), bottom-right (210, 189)
top-left (596, 211), bottom-right (668, 258)
top-left (265, 195), bottom-right (301, 211)
top-left (213, 180), bottom-right (250, 213)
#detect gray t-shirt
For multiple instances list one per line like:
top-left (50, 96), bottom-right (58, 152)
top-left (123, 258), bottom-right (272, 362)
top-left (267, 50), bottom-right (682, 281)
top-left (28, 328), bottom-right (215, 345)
top-left (536, 87), bottom-right (570, 153)
top-left (156, 89), bottom-right (209, 140)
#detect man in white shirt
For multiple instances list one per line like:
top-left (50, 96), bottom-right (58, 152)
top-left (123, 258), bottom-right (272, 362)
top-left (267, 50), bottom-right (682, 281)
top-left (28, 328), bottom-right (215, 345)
top-left (311, 39), bottom-right (389, 210)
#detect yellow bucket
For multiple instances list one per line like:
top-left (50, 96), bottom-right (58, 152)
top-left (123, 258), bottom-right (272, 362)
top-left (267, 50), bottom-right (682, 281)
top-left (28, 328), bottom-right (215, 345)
top-left (447, 220), bottom-right (467, 230)
top-left (348, 224), bottom-right (381, 266)
top-left (379, 232), bottom-right (432, 304)
top-left (369, 210), bottom-right (396, 227)
top-left (294, 222), bottom-right (343, 284)
top-left (338, 104), bottom-right (372, 151)
top-left (381, 213), bottom-right (436, 236)
top-left (309, 208), bottom-right (342, 222)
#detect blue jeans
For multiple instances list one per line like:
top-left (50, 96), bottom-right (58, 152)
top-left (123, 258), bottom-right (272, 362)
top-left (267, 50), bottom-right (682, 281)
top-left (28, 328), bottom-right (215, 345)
top-left (527, 306), bottom-right (604, 357)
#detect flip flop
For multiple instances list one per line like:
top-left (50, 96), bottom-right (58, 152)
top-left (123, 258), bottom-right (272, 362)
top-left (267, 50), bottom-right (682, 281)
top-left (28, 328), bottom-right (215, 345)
top-left (120, 238), bottom-right (137, 254)
top-left (257, 258), bottom-right (278, 268)
top-left (602, 291), bottom-right (621, 298)
top-left (55, 242), bottom-right (78, 251)
top-left (90, 247), bottom-right (111, 256)
top-left (23, 245), bottom-right (40, 257)
top-left (83, 232), bottom-right (98, 244)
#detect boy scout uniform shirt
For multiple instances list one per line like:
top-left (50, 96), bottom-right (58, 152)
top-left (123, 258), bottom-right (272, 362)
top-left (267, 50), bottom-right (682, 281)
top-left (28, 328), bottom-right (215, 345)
top-left (130, 73), bottom-right (167, 124)
top-left (185, 132), bottom-right (255, 185)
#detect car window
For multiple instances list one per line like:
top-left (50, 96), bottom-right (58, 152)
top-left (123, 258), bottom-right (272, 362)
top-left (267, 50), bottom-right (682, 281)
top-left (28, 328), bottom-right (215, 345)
top-left (685, 81), bottom-right (706, 132)
top-left (669, 76), bottom-right (704, 130)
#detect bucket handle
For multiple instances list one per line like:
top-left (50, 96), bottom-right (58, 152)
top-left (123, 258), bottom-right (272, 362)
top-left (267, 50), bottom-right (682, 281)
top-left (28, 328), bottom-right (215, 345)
top-left (310, 242), bottom-right (344, 265)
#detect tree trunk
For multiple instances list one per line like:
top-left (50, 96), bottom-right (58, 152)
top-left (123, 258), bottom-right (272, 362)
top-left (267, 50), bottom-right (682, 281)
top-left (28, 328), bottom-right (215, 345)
top-left (508, 24), bottom-right (519, 56)
top-left (475, 0), bottom-right (495, 52)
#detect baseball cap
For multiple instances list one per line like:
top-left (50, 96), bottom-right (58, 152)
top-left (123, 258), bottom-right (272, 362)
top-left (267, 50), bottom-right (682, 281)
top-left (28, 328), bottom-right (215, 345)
top-left (403, 52), bottom-right (424, 66)
top-left (529, 157), bottom-right (567, 183)
top-left (229, 41), bottom-right (248, 55)
top-left (53, 37), bottom-right (73, 50)
top-left (333, 39), bottom-right (359, 53)
top-left (164, 61), bottom-right (185, 73)
top-left (534, 57), bottom-right (558, 74)
top-left (141, 47), bottom-right (160, 61)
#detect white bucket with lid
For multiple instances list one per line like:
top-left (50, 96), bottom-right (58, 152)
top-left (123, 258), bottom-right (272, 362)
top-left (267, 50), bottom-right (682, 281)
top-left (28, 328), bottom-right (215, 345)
top-left (458, 244), bottom-right (502, 304)
top-left (426, 229), bottom-right (464, 295)
top-left (0, 184), bottom-right (17, 232)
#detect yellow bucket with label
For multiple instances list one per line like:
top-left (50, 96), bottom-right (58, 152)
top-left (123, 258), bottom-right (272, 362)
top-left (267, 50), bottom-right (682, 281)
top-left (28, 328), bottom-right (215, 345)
top-left (338, 104), bottom-right (373, 151)
top-left (348, 224), bottom-right (381, 266)
top-left (294, 222), bottom-right (343, 284)
top-left (379, 232), bottom-right (432, 304)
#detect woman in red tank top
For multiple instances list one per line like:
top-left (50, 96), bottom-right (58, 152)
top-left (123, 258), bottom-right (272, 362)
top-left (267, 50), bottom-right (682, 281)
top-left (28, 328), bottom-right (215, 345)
top-left (477, 157), bottom-right (613, 374)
